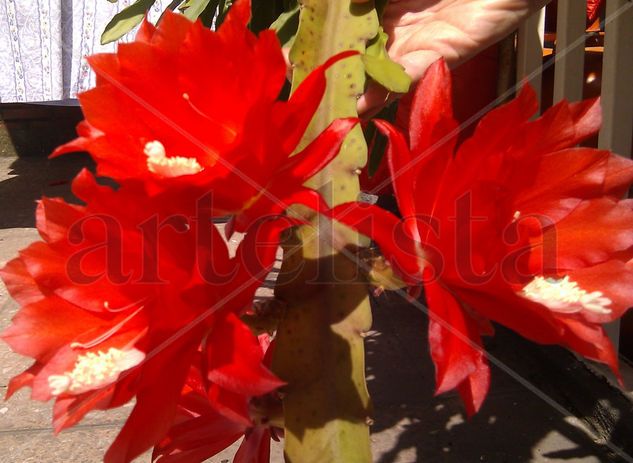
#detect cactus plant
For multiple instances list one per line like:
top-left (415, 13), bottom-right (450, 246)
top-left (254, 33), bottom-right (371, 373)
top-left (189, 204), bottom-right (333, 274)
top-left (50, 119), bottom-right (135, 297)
top-left (272, 2), bottom-right (379, 461)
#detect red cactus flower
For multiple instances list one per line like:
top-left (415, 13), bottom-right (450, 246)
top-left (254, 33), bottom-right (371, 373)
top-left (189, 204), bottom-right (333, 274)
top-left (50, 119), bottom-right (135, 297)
top-left (331, 59), bottom-right (633, 415)
top-left (153, 334), bottom-right (280, 463)
top-left (1, 170), bottom-right (289, 463)
top-left (52, 0), bottom-right (358, 231)
top-left (587, 0), bottom-right (604, 22)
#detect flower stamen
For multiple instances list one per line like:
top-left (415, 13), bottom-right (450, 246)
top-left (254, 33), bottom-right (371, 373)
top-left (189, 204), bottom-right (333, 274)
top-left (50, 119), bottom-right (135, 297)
top-left (144, 140), bottom-right (203, 177)
top-left (48, 347), bottom-right (145, 396)
top-left (521, 276), bottom-right (612, 315)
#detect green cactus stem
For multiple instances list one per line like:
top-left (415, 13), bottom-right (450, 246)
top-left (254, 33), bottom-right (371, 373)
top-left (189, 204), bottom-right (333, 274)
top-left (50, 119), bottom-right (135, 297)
top-left (272, 1), bottom-right (379, 462)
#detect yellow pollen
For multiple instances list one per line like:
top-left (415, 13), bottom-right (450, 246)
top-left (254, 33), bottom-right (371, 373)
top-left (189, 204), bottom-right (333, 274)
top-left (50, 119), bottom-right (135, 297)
top-left (521, 276), bottom-right (612, 315)
top-left (48, 347), bottom-right (144, 396)
top-left (144, 140), bottom-right (203, 178)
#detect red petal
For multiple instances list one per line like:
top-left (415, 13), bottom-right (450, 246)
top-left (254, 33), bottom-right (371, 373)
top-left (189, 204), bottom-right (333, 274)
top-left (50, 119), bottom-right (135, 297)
top-left (207, 314), bottom-right (284, 397)
top-left (603, 153), bottom-right (633, 198)
top-left (153, 408), bottom-right (243, 463)
top-left (587, 0), bottom-right (603, 22)
top-left (458, 84), bottom-right (538, 163)
top-left (104, 341), bottom-right (195, 463)
top-left (278, 117), bottom-right (359, 183)
top-left (229, 217), bottom-right (298, 307)
top-left (556, 316), bottom-right (619, 378)
top-left (135, 16), bottom-right (156, 43)
top-left (567, 260), bottom-right (633, 322)
top-left (207, 383), bottom-right (251, 427)
top-left (218, 0), bottom-right (252, 40)
top-left (1, 297), bottom-right (106, 359)
top-left (50, 122), bottom-right (101, 158)
top-left (229, 187), bottom-right (320, 235)
top-left (149, 10), bottom-right (192, 54)
top-left (234, 426), bottom-right (271, 463)
top-left (251, 30), bottom-right (288, 103)
top-left (531, 198), bottom-right (633, 271)
top-left (52, 384), bottom-right (121, 433)
top-left (36, 197), bottom-right (84, 243)
top-left (374, 120), bottom-right (418, 221)
top-left (280, 50), bottom-right (358, 154)
top-left (0, 257), bottom-right (43, 306)
top-left (6, 363), bottom-right (42, 399)
top-left (512, 148), bottom-right (629, 210)
top-left (328, 202), bottom-right (425, 285)
top-left (567, 97), bottom-right (602, 143)
top-left (425, 279), bottom-right (490, 414)
top-left (407, 59), bottom-right (457, 157)
top-left (457, 362), bottom-right (491, 417)
top-left (453, 279), bottom-right (562, 346)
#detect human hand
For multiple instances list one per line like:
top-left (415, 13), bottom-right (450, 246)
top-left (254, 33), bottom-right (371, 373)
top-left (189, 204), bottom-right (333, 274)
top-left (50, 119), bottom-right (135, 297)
top-left (357, 0), bottom-right (551, 115)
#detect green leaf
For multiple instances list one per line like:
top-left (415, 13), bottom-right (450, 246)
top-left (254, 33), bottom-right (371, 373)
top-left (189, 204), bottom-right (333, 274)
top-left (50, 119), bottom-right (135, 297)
top-left (100, 0), bottom-right (156, 44)
top-left (362, 28), bottom-right (411, 93)
top-left (270, 3), bottom-right (299, 47)
top-left (180, 0), bottom-right (214, 20)
top-left (158, 1), bottom-right (185, 22)
top-left (165, 0), bottom-right (184, 10)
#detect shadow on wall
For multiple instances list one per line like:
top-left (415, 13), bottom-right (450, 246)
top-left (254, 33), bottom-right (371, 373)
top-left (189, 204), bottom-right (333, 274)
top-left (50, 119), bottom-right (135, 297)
top-left (365, 292), bottom-right (633, 463)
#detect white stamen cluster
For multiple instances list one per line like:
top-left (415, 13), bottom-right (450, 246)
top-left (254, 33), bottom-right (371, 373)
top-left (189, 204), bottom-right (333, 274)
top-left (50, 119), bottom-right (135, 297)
top-left (521, 276), bottom-right (612, 315)
top-left (48, 347), bottom-right (144, 396)
top-left (144, 140), bottom-right (203, 177)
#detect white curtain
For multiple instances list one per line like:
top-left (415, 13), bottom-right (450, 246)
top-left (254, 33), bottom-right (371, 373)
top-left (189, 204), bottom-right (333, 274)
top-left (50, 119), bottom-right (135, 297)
top-left (0, 0), bottom-right (168, 103)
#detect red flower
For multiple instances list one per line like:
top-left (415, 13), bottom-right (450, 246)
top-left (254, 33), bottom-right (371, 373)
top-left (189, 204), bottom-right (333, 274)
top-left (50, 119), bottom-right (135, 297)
top-left (1, 171), bottom-right (289, 463)
top-left (153, 334), bottom-right (280, 463)
top-left (52, 0), bottom-right (357, 231)
top-left (331, 59), bottom-right (633, 415)
top-left (587, 0), bottom-right (604, 22)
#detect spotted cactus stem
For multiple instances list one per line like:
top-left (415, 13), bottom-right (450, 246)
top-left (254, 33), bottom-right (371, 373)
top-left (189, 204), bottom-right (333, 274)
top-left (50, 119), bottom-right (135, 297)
top-left (272, 1), bottom-right (379, 462)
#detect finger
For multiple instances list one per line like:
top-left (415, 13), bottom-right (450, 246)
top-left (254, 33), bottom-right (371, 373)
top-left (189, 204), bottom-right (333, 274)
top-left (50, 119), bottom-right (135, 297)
top-left (282, 46), bottom-right (293, 81)
top-left (395, 50), bottom-right (443, 83)
top-left (357, 82), bottom-right (392, 118)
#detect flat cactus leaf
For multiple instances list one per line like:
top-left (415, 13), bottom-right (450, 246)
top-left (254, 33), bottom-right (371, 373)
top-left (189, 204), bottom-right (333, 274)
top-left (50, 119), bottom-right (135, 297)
top-left (273, 1), bottom-right (379, 462)
top-left (363, 28), bottom-right (412, 93)
top-left (180, 0), bottom-right (215, 21)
